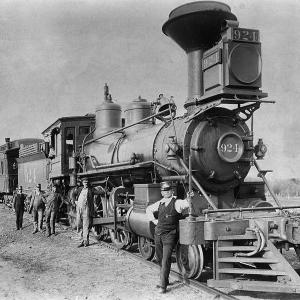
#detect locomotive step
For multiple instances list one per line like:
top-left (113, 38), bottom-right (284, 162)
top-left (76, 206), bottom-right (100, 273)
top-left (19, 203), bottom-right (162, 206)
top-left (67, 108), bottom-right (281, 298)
top-left (218, 268), bottom-right (287, 276)
top-left (218, 257), bottom-right (277, 264)
top-left (218, 233), bottom-right (257, 240)
top-left (217, 246), bottom-right (267, 252)
top-left (116, 204), bottom-right (132, 209)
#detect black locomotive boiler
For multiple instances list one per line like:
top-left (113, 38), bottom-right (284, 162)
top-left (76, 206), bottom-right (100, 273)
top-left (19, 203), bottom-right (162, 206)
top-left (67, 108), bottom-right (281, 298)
top-left (42, 1), bottom-right (300, 294)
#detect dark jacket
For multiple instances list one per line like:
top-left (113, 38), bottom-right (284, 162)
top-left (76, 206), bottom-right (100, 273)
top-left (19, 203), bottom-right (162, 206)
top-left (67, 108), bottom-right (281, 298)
top-left (44, 191), bottom-right (62, 212)
top-left (13, 194), bottom-right (26, 212)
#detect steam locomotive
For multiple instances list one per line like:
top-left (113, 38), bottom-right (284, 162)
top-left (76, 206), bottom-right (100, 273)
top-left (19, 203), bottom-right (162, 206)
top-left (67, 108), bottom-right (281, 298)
top-left (2, 1), bottom-right (300, 294)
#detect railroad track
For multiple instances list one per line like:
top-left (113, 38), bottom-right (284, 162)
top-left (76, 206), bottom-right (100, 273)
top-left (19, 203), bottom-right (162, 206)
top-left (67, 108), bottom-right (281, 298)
top-left (93, 237), bottom-right (238, 300)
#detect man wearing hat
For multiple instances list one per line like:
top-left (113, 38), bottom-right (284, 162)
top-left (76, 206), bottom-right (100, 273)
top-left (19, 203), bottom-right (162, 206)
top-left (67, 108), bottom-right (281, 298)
top-left (146, 182), bottom-right (189, 294)
top-left (43, 184), bottom-right (63, 237)
top-left (27, 183), bottom-right (46, 233)
top-left (74, 177), bottom-right (104, 247)
top-left (12, 186), bottom-right (26, 230)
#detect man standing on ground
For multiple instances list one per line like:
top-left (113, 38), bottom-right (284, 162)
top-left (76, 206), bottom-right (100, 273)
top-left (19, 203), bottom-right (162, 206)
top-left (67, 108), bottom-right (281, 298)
top-left (146, 182), bottom-right (189, 294)
top-left (44, 184), bottom-right (62, 237)
top-left (74, 177), bottom-right (104, 247)
top-left (28, 183), bottom-right (45, 234)
top-left (12, 186), bottom-right (26, 230)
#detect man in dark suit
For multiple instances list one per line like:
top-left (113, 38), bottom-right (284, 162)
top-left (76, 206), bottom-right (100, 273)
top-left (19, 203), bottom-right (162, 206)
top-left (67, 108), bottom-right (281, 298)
top-left (146, 182), bottom-right (189, 294)
top-left (13, 186), bottom-right (26, 230)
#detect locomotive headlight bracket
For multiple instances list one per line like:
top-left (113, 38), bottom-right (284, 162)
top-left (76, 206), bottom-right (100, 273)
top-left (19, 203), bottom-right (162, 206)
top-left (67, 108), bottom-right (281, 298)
top-left (217, 132), bottom-right (244, 163)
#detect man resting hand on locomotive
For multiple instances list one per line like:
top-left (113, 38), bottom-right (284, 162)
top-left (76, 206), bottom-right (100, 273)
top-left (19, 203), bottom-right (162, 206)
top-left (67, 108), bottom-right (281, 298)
top-left (146, 182), bottom-right (189, 294)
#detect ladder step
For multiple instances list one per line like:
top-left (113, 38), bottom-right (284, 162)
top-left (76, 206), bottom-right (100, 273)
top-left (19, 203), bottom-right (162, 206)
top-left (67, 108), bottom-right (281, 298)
top-left (218, 246), bottom-right (263, 252)
top-left (218, 257), bottom-right (278, 264)
top-left (218, 234), bottom-right (256, 241)
top-left (116, 204), bottom-right (132, 209)
top-left (218, 268), bottom-right (287, 276)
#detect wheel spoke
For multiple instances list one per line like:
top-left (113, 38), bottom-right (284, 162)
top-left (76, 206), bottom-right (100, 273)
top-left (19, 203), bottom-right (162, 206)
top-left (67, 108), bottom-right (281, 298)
top-left (176, 244), bottom-right (204, 279)
top-left (138, 236), bottom-right (155, 261)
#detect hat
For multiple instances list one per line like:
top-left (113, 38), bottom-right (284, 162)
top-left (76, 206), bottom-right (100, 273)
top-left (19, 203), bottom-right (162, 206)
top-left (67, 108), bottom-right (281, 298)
top-left (81, 177), bottom-right (89, 183)
top-left (18, 186), bottom-right (23, 190)
top-left (160, 182), bottom-right (171, 191)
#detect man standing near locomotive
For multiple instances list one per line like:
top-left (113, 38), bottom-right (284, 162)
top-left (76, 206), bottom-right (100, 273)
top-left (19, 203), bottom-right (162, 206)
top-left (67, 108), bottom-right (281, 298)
top-left (27, 183), bottom-right (46, 234)
top-left (74, 177), bottom-right (104, 247)
top-left (12, 186), bottom-right (26, 230)
top-left (146, 182), bottom-right (189, 294)
top-left (43, 184), bottom-right (62, 237)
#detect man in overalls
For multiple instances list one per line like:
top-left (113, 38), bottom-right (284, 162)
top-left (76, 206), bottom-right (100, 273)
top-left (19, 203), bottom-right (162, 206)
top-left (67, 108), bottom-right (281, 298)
top-left (75, 178), bottom-right (105, 247)
top-left (146, 182), bottom-right (189, 294)
top-left (44, 184), bottom-right (62, 237)
top-left (28, 184), bottom-right (45, 233)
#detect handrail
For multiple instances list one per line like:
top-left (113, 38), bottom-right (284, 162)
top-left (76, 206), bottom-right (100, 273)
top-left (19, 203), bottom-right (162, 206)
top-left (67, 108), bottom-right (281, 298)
top-left (83, 108), bottom-right (171, 147)
top-left (254, 159), bottom-right (282, 208)
top-left (179, 158), bottom-right (217, 210)
top-left (203, 205), bottom-right (300, 214)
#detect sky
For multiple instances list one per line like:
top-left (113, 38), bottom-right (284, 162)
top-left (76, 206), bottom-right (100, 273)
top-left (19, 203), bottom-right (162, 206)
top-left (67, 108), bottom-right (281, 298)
top-left (0, 0), bottom-right (299, 179)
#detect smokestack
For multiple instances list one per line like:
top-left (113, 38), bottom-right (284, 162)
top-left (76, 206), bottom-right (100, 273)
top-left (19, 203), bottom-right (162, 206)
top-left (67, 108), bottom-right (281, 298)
top-left (162, 1), bottom-right (237, 110)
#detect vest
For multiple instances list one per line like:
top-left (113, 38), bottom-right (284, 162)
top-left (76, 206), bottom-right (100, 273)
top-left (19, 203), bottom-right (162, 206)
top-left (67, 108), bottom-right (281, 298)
top-left (155, 197), bottom-right (181, 236)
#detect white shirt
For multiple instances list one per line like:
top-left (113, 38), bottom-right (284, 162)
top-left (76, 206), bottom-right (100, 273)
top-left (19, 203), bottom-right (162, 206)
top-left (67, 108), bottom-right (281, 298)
top-left (146, 196), bottom-right (189, 222)
top-left (77, 188), bottom-right (88, 210)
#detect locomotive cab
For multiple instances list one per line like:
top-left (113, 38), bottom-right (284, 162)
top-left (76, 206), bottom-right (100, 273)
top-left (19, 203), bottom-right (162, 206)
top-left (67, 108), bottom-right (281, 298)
top-left (42, 115), bottom-right (95, 184)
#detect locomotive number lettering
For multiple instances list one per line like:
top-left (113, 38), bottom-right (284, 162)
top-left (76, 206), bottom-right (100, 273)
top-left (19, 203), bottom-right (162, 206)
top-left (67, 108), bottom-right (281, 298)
top-left (219, 143), bottom-right (239, 153)
top-left (232, 28), bottom-right (260, 43)
top-left (217, 133), bottom-right (244, 163)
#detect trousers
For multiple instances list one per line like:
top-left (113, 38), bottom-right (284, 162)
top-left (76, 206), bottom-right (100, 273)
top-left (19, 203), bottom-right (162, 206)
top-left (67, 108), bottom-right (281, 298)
top-left (15, 208), bottom-right (24, 230)
top-left (76, 208), bottom-right (92, 243)
top-left (32, 208), bottom-right (44, 231)
top-left (45, 209), bottom-right (57, 234)
top-left (154, 230), bottom-right (178, 288)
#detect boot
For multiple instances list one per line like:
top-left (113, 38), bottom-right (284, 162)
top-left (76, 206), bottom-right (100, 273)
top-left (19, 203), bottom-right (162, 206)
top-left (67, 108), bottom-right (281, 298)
top-left (77, 241), bottom-right (84, 248)
top-left (32, 224), bottom-right (38, 234)
top-left (158, 287), bottom-right (166, 294)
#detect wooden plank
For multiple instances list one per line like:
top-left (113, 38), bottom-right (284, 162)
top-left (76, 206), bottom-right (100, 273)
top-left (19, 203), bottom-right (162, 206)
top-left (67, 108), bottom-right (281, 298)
top-left (218, 268), bottom-right (286, 276)
top-left (218, 257), bottom-right (278, 263)
top-left (208, 279), bottom-right (300, 293)
top-left (218, 246), bottom-right (259, 251)
top-left (92, 216), bottom-right (125, 225)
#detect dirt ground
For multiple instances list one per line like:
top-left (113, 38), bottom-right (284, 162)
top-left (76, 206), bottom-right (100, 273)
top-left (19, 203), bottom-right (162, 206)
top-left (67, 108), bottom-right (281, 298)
top-left (2, 203), bottom-right (300, 300)
top-left (0, 204), bottom-right (208, 300)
